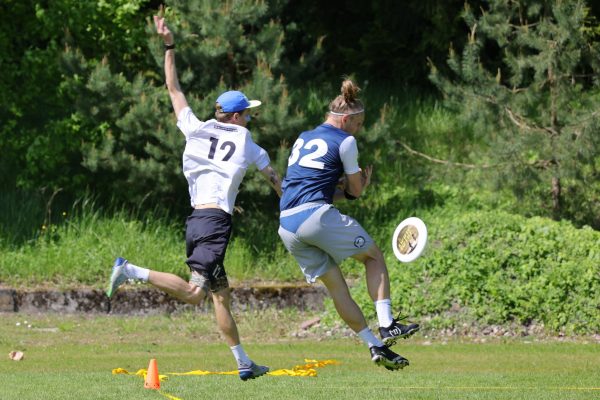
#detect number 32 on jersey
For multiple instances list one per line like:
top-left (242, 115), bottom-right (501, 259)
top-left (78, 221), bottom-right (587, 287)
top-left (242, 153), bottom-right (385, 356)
top-left (288, 138), bottom-right (327, 169)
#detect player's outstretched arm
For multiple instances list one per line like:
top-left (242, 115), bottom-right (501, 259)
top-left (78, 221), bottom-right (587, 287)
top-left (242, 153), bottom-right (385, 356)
top-left (154, 12), bottom-right (188, 117)
top-left (344, 165), bottom-right (372, 199)
top-left (260, 165), bottom-right (282, 197)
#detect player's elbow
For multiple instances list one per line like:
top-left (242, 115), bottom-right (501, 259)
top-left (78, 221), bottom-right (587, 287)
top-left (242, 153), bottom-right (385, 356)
top-left (344, 187), bottom-right (362, 200)
top-left (346, 184), bottom-right (363, 198)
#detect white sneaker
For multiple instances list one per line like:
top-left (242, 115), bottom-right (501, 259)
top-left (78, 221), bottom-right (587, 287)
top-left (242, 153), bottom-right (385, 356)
top-left (106, 257), bottom-right (129, 298)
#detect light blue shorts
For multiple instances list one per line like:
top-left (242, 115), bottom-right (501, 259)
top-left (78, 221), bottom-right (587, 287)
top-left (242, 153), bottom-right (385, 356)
top-left (279, 204), bottom-right (373, 283)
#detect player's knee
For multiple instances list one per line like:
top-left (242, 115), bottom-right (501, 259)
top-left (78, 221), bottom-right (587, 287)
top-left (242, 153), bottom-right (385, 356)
top-left (360, 244), bottom-right (384, 265)
top-left (211, 288), bottom-right (231, 307)
top-left (186, 284), bottom-right (205, 305)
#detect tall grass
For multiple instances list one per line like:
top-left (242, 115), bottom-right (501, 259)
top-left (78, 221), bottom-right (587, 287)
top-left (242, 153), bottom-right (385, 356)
top-left (0, 188), bottom-right (48, 247)
top-left (0, 196), bottom-right (181, 287)
top-left (0, 192), bottom-right (300, 288)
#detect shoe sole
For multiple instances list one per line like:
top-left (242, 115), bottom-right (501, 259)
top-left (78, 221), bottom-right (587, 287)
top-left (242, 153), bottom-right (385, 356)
top-left (382, 326), bottom-right (420, 347)
top-left (239, 368), bottom-right (269, 381)
top-left (106, 264), bottom-right (125, 298)
top-left (372, 355), bottom-right (409, 371)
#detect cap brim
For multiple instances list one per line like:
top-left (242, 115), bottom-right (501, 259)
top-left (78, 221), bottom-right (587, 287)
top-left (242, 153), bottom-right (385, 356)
top-left (246, 100), bottom-right (262, 109)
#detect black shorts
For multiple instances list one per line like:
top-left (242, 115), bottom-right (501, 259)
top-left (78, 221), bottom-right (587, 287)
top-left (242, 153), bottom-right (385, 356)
top-left (185, 208), bottom-right (231, 292)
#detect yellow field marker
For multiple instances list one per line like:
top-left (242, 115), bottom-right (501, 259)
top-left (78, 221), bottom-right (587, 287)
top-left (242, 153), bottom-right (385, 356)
top-left (113, 358), bottom-right (341, 399)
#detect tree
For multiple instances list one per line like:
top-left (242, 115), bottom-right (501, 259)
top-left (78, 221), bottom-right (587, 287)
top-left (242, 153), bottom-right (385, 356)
top-left (430, 0), bottom-right (600, 227)
top-left (51, 0), bottom-right (310, 211)
top-left (0, 0), bottom-right (155, 192)
top-left (280, 0), bottom-right (479, 88)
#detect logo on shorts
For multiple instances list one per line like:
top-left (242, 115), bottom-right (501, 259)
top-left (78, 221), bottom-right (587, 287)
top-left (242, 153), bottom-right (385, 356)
top-left (354, 236), bottom-right (366, 248)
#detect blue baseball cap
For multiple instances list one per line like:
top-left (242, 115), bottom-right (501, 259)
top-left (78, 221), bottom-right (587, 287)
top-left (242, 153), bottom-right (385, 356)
top-left (216, 90), bottom-right (262, 113)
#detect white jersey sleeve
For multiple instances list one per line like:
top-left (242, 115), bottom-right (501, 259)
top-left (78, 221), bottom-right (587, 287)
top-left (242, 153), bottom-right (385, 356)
top-left (176, 107), bottom-right (203, 139)
top-left (247, 140), bottom-right (270, 170)
top-left (339, 136), bottom-right (360, 174)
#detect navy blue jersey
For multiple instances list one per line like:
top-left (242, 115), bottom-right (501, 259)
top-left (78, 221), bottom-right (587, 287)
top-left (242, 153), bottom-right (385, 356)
top-left (280, 124), bottom-right (359, 211)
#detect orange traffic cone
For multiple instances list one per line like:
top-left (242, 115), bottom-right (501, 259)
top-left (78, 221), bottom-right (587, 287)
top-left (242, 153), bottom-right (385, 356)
top-left (144, 358), bottom-right (160, 389)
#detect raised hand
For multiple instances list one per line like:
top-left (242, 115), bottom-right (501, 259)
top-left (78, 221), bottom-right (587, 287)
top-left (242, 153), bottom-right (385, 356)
top-left (153, 7), bottom-right (174, 45)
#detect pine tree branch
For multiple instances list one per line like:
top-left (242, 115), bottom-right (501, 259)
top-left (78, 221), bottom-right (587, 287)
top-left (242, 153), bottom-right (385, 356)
top-left (565, 109), bottom-right (600, 130)
top-left (397, 140), bottom-right (560, 171)
top-left (504, 107), bottom-right (558, 136)
top-left (531, 159), bottom-right (558, 170)
top-left (454, 85), bottom-right (598, 136)
top-left (397, 140), bottom-right (494, 169)
top-left (449, 83), bottom-right (565, 136)
top-left (510, 22), bottom-right (540, 29)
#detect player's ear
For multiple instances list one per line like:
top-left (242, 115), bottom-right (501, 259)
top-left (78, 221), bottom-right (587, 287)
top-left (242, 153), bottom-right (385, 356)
top-left (339, 115), bottom-right (348, 129)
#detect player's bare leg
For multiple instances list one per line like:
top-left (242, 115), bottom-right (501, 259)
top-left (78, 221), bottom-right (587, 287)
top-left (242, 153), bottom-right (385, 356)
top-left (148, 270), bottom-right (206, 305)
top-left (352, 244), bottom-right (390, 301)
top-left (352, 245), bottom-right (420, 346)
top-left (107, 257), bottom-right (206, 305)
top-left (319, 265), bottom-right (408, 370)
top-left (212, 288), bottom-right (240, 346)
top-left (319, 265), bottom-right (368, 332)
top-left (212, 287), bottom-right (269, 380)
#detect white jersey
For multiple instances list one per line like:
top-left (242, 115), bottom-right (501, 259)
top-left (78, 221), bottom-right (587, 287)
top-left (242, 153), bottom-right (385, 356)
top-left (177, 107), bottom-right (270, 214)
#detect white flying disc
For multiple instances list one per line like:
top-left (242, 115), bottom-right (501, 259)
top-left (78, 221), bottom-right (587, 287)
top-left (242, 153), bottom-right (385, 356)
top-left (392, 217), bottom-right (428, 263)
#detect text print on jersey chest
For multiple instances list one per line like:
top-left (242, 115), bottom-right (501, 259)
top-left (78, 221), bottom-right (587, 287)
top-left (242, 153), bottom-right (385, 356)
top-left (288, 138), bottom-right (328, 169)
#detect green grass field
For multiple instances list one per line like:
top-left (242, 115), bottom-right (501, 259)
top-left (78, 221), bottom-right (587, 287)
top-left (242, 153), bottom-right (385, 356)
top-left (1, 312), bottom-right (599, 400)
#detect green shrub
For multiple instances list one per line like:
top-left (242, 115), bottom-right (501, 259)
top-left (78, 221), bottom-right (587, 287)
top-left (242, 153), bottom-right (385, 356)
top-left (344, 208), bottom-right (600, 334)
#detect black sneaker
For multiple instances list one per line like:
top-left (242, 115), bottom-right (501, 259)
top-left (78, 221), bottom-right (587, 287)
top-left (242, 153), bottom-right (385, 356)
top-left (379, 316), bottom-right (420, 346)
top-left (370, 345), bottom-right (409, 370)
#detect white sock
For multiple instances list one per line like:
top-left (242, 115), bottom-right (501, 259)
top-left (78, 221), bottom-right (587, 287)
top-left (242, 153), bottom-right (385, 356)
top-left (230, 344), bottom-right (252, 367)
top-left (357, 327), bottom-right (384, 348)
top-left (375, 299), bottom-right (394, 327)
top-left (124, 262), bottom-right (149, 282)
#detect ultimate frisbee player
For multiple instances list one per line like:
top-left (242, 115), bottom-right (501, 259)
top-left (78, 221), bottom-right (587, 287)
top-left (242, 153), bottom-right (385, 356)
top-left (106, 14), bottom-right (281, 381)
top-left (278, 79), bottom-right (419, 370)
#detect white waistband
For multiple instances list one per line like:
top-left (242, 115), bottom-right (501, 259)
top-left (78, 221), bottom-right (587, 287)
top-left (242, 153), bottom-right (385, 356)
top-left (280, 202), bottom-right (328, 218)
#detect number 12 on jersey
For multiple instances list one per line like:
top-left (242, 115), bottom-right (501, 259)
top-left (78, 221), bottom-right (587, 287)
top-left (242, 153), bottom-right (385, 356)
top-left (208, 137), bottom-right (236, 161)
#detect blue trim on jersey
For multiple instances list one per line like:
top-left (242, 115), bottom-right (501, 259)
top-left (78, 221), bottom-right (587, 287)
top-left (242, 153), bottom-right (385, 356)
top-left (280, 124), bottom-right (349, 211)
